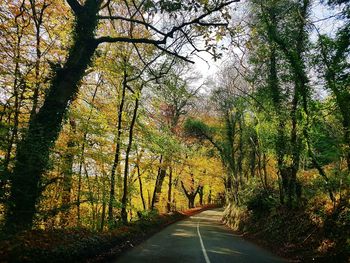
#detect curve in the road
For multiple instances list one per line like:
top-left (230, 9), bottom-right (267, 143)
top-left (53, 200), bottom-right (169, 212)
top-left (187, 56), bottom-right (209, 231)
top-left (115, 208), bottom-right (286, 263)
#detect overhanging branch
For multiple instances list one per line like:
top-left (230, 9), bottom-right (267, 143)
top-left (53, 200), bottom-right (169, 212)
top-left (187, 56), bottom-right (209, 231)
top-left (96, 0), bottom-right (239, 62)
top-left (95, 36), bottom-right (164, 45)
top-left (97, 15), bottom-right (166, 36)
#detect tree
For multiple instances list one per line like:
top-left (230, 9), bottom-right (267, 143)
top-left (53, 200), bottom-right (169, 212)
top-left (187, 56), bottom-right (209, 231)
top-left (3, 0), bottom-right (237, 234)
top-left (149, 64), bottom-right (201, 211)
top-left (247, 0), bottom-right (313, 206)
top-left (184, 64), bottom-right (251, 204)
top-left (181, 176), bottom-right (201, 209)
top-left (315, 0), bottom-right (350, 171)
top-left (0, 0), bottom-right (67, 199)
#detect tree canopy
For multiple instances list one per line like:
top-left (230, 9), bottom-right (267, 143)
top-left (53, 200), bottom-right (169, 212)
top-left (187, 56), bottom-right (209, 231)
top-left (0, 0), bottom-right (349, 261)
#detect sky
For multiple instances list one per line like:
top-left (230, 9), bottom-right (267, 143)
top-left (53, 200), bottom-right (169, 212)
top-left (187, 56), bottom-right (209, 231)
top-left (192, 0), bottom-right (345, 81)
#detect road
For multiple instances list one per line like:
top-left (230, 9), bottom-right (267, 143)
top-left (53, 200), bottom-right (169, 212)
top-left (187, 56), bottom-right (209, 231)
top-left (115, 208), bottom-right (286, 263)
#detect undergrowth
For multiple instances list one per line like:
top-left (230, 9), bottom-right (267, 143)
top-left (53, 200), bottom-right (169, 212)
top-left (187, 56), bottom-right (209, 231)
top-left (0, 211), bottom-right (184, 263)
top-left (223, 176), bottom-right (350, 262)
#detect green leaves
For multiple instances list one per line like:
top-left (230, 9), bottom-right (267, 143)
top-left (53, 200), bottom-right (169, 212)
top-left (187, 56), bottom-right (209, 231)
top-left (184, 118), bottom-right (212, 140)
top-left (159, 0), bottom-right (183, 13)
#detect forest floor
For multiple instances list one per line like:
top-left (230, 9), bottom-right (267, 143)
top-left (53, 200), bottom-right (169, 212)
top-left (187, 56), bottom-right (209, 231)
top-left (0, 205), bottom-right (218, 263)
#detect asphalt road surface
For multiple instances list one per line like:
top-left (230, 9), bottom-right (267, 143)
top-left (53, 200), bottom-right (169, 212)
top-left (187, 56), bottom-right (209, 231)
top-left (115, 208), bottom-right (286, 263)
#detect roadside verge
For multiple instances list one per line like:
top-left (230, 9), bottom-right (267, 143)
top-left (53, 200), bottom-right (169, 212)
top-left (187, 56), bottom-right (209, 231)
top-left (0, 205), bottom-right (218, 263)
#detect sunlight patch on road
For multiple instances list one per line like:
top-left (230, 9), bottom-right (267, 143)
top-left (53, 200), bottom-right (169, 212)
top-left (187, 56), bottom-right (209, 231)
top-left (191, 216), bottom-right (219, 222)
top-left (172, 228), bottom-right (196, 237)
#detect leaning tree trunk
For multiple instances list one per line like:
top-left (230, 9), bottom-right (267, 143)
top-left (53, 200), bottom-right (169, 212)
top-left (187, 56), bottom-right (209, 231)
top-left (137, 165), bottom-right (146, 210)
top-left (4, 3), bottom-right (99, 234)
top-left (136, 149), bottom-right (146, 210)
top-left (151, 155), bottom-right (167, 210)
top-left (151, 162), bottom-right (168, 209)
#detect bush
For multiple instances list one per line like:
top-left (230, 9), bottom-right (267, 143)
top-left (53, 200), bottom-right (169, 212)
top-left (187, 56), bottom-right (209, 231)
top-left (245, 189), bottom-right (278, 214)
top-left (0, 210), bottom-right (187, 263)
top-left (136, 209), bottom-right (159, 221)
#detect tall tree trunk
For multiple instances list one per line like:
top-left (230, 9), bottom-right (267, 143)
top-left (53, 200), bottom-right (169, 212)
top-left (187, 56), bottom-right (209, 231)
top-left (76, 84), bottom-right (98, 226)
top-left (287, 83), bottom-right (300, 206)
top-left (167, 165), bottom-right (173, 212)
top-left (137, 165), bottom-right (146, 210)
top-left (100, 171), bottom-right (107, 232)
top-left (135, 148), bottom-right (146, 210)
top-left (108, 68), bottom-right (127, 226)
top-left (249, 139), bottom-right (256, 179)
top-left (269, 42), bottom-right (286, 204)
top-left (237, 112), bottom-right (244, 186)
top-left (147, 189), bottom-right (151, 209)
top-left (207, 188), bottom-right (212, 204)
top-left (29, 0), bottom-right (46, 121)
top-left (257, 149), bottom-right (267, 191)
top-left (60, 119), bottom-right (76, 227)
top-left (3, 15), bottom-right (24, 172)
top-left (121, 96), bottom-right (139, 224)
top-left (4, 1), bottom-right (100, 234)
top-left (198, 186), bottom-right (204, 206)
top-left (76, 132), bottom-right (87, 226)
top-left (152, 166), bottom-right (167, 209)
top-left (151, 155), bottom-right (163, 209)
top-left (262, 153), bottom-right (268, 189)
top-left (3, 80), bottom-right (21, 172)
top-left (265, 0), bottom-right (311, 207)
top-left (83, 162), bottom-right (96, 228)
top-left (225, 110), bottom-right (236, 204)
top-left (151, 162), bottom-right (168, 209)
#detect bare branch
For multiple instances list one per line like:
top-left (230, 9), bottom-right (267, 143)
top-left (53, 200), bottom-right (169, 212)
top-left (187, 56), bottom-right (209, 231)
top-left (197, 21), bottom-right (228, 27)
top-left (96, 1), bottom-right (238, 62)
top-left (95, 36), bottom-right (164, 45)
top-left (127, 43), bottom-right (163, 82)
top-left (154, 43), bottom-right (194, 63)
top-left (100, 0), bottom-right (111, 10)
top-left (97, 15), bottom-right (166, 36)
top-left (163, 0), bottom-right (238, 39)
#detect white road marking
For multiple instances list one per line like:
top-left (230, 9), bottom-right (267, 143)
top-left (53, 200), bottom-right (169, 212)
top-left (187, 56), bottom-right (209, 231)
top-left (197, 221), bottom-right (211, 263)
